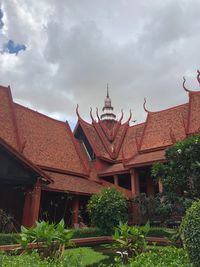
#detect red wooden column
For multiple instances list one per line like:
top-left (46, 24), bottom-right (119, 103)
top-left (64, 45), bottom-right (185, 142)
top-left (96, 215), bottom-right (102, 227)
top-left (72, 195), bottom-right (80, 226)
top-left (22, 181), bottom-right (41, 227)
top-left (114, 175), bottom-right (118, 186)
top-left (130, 169), bottom-right (139, 197)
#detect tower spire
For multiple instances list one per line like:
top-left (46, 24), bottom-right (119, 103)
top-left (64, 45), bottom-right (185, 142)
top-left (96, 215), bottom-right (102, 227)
top-left (100, 84), bottom-right (116, 121)
top-left (107, 83), bottom-right (109, 98)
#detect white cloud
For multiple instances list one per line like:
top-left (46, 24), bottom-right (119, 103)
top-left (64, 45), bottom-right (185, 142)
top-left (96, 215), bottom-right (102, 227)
top-left (0, 0), bottom-right (200, 128)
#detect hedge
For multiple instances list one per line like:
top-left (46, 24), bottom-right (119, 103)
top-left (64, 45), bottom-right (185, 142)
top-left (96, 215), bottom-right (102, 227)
top-left (0, 227), bottom-right (175, 245)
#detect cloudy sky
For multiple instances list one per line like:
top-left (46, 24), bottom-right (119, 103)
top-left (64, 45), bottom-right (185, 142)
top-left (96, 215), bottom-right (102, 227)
top-left (0, 0), bottom-right (200, 128)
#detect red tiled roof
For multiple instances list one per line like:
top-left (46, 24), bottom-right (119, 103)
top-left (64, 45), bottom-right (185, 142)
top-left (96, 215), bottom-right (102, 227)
top-left (119, 123), bottom-right (145, 160)
top-left (0, 86), bottom-right (20, 150)
top-left (140, 104), bottom-right (188, 151)
top-left (44, 171), bottom-right (105, 195)
top-left (187, 92), bottom-right (200, 134)
top-left (99, 163), bottom-right (129, 176)
top-left (14, 103), bottom-right (87, 176)
top-left (0, 137), bottom-right (52, 183)
top-left (125, 150), bottom-right (166, 167)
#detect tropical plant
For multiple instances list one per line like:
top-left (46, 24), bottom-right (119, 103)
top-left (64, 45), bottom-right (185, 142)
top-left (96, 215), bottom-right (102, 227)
top-left (87, 187), bottom-right (128, 234)
top-left (113, 222), bottom-right (150, 261)
top-left (18, 219), bottom-right (73, 259)
top-left (181, 199), bottom-right (200, 267)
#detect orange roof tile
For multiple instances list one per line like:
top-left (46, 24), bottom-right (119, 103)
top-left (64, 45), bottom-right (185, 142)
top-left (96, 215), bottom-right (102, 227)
top-left (14, 104), bottom-right (87, 176)
top-left (99, 163), bottom-right (129, 176)
top-left (140, 104), bottom-right (188, 151)
top-left (125, 150), bottom-right (166, 167)
top-left (44, 171), bottom-right (104, 195)
top-left (187, 92), bottom-right (200, 134)
top-left (0, 86), bottom-right (20, 150)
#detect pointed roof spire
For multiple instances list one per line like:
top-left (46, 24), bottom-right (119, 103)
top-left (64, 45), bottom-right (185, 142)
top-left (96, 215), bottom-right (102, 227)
top-left (107, 83), bottom-right (109, 98)
top-left (100, 84), bottom-right (116, 121)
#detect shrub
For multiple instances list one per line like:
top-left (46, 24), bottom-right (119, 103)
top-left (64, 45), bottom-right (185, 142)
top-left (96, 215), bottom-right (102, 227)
top-left (87, 187), bottom-right (128, 234)
top-left (181, 199), bottom-right (200, 267)
top-left (113, 222), bottom-right (150, 261)
top-left (129, 246), bottom-right (192, 267)
top-left (71, 227), bottom-right (104, 238)
top-left (0, 233), bottom-right (19, 245)
top-left (18, 220), bottom-right (73, 259)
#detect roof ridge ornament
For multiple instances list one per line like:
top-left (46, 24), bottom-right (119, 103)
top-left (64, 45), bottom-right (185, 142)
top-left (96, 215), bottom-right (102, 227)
top-left (96, 108), bottom-right (101, 122)
top-left (197, 70), bottom-right (200, 85)
top-left (143, 98), bottom-right (150, 113)
top-left (76, 104), bottom-right (81, 120)
top-left (119, 109), bottom-right (124, 123)
top-left (182, 77), bottom-right (191, 93)
top-left (90, 108), bottom-right (95, 123)
top-left (183, 70), bottom-right (200, 93)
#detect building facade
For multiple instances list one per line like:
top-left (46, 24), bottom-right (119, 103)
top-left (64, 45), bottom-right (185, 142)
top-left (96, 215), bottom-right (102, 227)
top-left (0, 71), bottom-right (200, 229)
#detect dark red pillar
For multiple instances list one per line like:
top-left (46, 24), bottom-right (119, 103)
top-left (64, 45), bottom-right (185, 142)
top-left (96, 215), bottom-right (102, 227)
top-left (72, 195), bottom-right (79, 227)
top-left (22, 181), bottom-right (41, 227)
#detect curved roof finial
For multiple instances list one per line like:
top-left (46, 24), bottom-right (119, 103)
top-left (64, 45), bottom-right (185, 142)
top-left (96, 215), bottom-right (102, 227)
top-left (197, 70), bottom-right (200, 85)
top-left (107, 83), bottom-right (109, 98)
top-left (76, 104), bottom-right (81, 120)
top-left (143, 98), bottom-right (150, 113)
top-left (90, 108), bottom-right (95, 122)
top-left (124, 109), bottom-right (132, 124)
top-left (96, 108), bottom-right (101, 122)
top-left (182, 76), bottom-right (191, 93)
top-left (119, 109), bottom-right (124, 123)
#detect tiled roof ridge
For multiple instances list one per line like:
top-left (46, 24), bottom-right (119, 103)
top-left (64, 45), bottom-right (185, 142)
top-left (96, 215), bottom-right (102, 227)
top-left (14, 102), bottom-right (67, 126)
top-left (38, 165), bottom-right (88, 178)
top-left (65, 121), bottom-right (90, 175)
top-left (92, 121), bottom-right (117, 159)
top-left (124, 148), bottom-right (166, 167)
top-left (147, 102), bottom-right (189, 115)
top-left (6, 87), bottom-right (22, 151)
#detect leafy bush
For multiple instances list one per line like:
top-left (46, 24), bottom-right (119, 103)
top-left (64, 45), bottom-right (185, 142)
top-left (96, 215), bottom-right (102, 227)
top-left (87, 187), bottom-right (128, 234)
top-left (147, 227), bottom-right (176, 239)
top-left (113, 222), bottom-right (150, 262)
top-left (0, 233), bottom-right (19, 245)
top-left (19, 220), bottom-right (73, 259)
top-left (181, 199), bottom-right (200, 267)
top-left (101, 247), bottom-right (192, 267)
top-left (0, 250), bottom-right (84, 267)
top-left (71, 227), bottom-right (104, 238)
top-left (152, 133), bottom-right (200, 200)
top-left (129, 246), bottom-right (192, 267)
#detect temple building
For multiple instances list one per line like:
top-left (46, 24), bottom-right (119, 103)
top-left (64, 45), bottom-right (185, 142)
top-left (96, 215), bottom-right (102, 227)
top-left (0, 70), bottom-right (200, 229)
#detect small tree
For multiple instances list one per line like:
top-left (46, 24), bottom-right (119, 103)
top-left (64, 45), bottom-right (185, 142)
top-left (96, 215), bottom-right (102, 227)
top-left (152, 133), bottom-right (200, 216)
top-left (87, 187), bottom-right (128, 234)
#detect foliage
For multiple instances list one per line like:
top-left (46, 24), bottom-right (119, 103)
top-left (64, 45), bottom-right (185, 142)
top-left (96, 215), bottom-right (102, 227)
top-left (18, 220), bottom-right (73, 259)
top-left (152, 133), bottom-right (200, 200)
top-left (181, 199), bottom-right (200, 267)
top-left (101, 247), bottom-right (192, 267)
top-left (71, 227), bottom-right (104, 238)
top-left (113, 222), bottom-right (150, 261)
top-left (0, 233), bottom-right (19, 245)
top-left (151, 134), bottom-right (200, 222)
top-left (87, 187), bottom-right (128, 234)
top-left (0, 246), bottom-right (113, 267)
top-left (132, 193), bottom-right (182, 225)
top-left (0, 209), bottom-right (15, 233)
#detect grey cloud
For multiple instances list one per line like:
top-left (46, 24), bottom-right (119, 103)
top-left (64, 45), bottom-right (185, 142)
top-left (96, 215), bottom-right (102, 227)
top-left (0, 0), bottom-right (200, 127)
